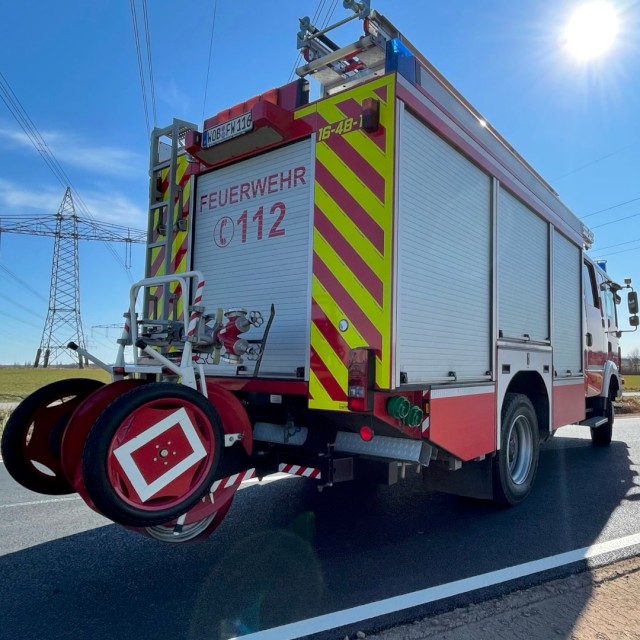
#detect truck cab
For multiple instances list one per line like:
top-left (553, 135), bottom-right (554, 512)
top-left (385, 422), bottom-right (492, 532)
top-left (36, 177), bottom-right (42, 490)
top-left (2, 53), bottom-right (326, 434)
top-left (583, 257), bottom-right (622, 401)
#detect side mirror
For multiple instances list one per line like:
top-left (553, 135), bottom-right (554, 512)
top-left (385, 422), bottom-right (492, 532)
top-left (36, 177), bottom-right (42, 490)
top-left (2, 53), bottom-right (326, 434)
top-left (629, 291), bottom-right (639, 315)
top-left (630, 315), bottom-right (639, 328)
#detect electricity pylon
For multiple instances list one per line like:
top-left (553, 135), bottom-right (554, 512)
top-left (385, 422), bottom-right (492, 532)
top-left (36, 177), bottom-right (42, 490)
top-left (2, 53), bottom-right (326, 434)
top-left (0, 187), bottom-right (146, 367)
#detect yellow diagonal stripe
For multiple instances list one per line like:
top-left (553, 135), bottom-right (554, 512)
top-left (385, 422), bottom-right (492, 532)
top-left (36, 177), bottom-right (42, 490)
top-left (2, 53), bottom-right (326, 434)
top-left (315, 187), bottom-right (384, 266)
top-left (314, 231), bottom-right (383, 322)
top-left (308, 369), bottom-right (336, 408)
top-left (316, 145), bottom-right (387, 225)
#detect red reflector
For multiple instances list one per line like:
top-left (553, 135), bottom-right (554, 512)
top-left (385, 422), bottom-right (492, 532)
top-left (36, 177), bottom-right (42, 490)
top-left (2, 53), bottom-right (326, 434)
top-left (360, 426), bottom-right (374, 441)
top-left (348, 396), bottom-right (367, 412)
top-left (113, 367), bottom-right (125, 375)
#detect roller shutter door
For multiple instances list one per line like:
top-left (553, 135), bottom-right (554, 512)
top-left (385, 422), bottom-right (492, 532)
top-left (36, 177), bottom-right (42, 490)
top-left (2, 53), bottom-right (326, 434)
top-left (193, 140), bottom-right (314, 377)
top-left (397, 111), bottom-right (492, 382)
top-left (553, 231), bottom-right (581, 375)
top-left (498, 188), bottom-right (549, 342)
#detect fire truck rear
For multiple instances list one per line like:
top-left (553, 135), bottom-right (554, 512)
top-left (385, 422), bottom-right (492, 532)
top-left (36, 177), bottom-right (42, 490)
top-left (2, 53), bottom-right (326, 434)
top-left (3, 1), bottom-right (639, 542)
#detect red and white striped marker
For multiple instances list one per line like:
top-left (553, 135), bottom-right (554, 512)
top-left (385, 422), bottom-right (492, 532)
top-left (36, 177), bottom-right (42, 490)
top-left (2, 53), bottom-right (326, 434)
top-left (187, 279), bottom-right (206, 338)
top-left (278, 463), bottom-right (321, 479)
top-left (207, 468), bottom-right (256, 503)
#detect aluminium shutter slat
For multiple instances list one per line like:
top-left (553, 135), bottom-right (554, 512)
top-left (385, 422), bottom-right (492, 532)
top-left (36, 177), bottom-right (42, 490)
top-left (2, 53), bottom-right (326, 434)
top-left (397, 112), bottom-right (491, 381)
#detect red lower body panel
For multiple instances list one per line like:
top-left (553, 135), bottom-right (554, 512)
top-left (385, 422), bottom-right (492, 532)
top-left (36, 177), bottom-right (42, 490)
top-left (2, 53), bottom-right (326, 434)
top-left (428, 388), bottom-right (496, 461)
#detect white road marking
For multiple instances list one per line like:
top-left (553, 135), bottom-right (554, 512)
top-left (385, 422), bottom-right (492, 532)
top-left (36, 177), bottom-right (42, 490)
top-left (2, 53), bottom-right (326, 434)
top-left (231, 532), bottom-right (640, 640)
top-left (0, 474), bottom-right (292, 510)
top-left (0, 496), bottom-right (82, 509)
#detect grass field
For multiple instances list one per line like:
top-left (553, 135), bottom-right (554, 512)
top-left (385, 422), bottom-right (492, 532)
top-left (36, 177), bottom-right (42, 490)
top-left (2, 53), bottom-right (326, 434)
top-left (624, 374), bottom-right (640, 392)
top-left (0, 367), bottom-right (110, 403)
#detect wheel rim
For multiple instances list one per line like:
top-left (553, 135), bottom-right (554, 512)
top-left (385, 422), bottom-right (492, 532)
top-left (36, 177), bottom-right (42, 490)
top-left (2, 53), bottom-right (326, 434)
top-left (106, 398), bottom-right (216, 512)
top-left (507, 415), bottom-right (533, 485)
top-left (143, 483), bottom-right (237, 542)
top-left (145, 514), bottom-right (217, 543)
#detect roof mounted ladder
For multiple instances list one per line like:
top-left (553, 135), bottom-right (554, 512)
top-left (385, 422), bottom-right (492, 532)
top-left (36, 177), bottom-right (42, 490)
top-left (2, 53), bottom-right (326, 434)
top-left (296, 1), bottom-right (399, 95)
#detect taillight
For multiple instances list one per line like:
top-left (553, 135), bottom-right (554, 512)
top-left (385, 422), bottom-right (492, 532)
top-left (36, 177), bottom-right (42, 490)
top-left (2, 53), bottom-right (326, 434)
top-left (360, 425), bottom-right (374, 441)
top-left (361, 97), bottom-right (380, 133)
top-left (347, 347), bottom-right (375, 412)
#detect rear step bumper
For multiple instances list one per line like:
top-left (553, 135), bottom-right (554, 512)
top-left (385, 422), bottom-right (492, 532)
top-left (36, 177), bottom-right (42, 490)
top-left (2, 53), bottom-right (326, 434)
top-left (580, 416), bottom-right (609, 428)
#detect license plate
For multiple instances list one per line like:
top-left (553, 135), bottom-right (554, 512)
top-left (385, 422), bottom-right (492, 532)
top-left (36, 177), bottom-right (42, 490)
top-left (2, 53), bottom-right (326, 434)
top-left (203, 112), bottom-right (253, 148)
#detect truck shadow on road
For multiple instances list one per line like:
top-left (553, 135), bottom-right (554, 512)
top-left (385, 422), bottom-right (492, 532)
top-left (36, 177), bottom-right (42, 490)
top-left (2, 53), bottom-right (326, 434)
top-left (0, 433), bottom-right (636, 640)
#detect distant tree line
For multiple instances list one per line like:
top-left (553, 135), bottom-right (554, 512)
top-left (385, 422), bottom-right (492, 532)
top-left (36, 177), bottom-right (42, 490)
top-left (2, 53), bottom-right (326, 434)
top-left (622, 349), bottom-right (640, 374)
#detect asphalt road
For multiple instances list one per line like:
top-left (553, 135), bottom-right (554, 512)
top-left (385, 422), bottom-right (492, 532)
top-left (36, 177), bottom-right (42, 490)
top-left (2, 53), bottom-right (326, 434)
top-left (1, 418), bottom-right (640, 640)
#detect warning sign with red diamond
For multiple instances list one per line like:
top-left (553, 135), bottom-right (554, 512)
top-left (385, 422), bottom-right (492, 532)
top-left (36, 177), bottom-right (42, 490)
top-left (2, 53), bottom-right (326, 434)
top-left (112, 408), bottom-right (207, 502)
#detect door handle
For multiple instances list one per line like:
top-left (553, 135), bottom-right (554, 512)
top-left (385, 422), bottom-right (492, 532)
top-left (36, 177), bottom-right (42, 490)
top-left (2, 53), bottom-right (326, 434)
top-left (585, 333), bottom-right (593, 347)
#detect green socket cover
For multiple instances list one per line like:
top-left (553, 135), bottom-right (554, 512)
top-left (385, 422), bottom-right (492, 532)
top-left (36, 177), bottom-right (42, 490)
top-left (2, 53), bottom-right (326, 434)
top-left (405, 405), bottom-right (424, 428)
top-left (387, 396), bottom-right (410, 419)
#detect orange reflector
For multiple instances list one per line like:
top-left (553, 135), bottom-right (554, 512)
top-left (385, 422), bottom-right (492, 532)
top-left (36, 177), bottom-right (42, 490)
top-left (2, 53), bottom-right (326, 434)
top-left (360, 426), bottom-right (374, 441)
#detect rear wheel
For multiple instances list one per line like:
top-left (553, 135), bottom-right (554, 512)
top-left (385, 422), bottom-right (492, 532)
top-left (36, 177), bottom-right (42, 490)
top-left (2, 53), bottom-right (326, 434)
top-left (493, 393), bottom-right (540, 506)
top-left (81, 383), bottom-right (224, 527)
top-left (1, 378), bottom-right (104, 494)
top-left (590, 400), bottom-right (613, 447)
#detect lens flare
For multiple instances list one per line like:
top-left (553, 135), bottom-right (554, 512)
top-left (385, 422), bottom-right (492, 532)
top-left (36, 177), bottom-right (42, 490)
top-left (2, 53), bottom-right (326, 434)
top-left (564, 2), bottom-right (619, 60)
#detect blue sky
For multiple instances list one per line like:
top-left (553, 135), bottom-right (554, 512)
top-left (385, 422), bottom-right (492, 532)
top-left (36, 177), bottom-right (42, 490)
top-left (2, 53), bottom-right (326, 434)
top-left (0, 0), bottom-right (639, 365)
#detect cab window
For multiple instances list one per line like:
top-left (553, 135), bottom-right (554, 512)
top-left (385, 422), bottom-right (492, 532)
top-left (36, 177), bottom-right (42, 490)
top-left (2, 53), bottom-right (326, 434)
top-left (583, 262), bottom-right (599, 308)
top-left (604, 288), bottom-right (617, 328)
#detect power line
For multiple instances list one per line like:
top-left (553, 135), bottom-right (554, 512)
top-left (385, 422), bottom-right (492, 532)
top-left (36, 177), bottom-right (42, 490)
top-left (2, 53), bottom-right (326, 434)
top-left (0, 71), bottom-right (133, 279)
top-left (0, 293), bottom-right (45, 320)
top-left (320, 0), bottom-right (340, 28)
top-left (595, 245), bottom-right (640, 258)
top-left (581, 196), bottom-right (640, 219)
top-left (592, 237), bottom-right (640, 252)
top-left (130, 0), bottom-right (150, 136)
top-left (0, 261), bottom-right (48, 302)
top-left (0, 308), bottom-right (43, 331)
top-left (141, 0), bottom-right (157, 127)
top-left (591, 211), bottom-right (640, 229)
top-left (201, 0), bottom-right (219, 123)
top-left (288, 0), bottom-right (328, 82)
top-left (551, 142), bottom-right (637, 182)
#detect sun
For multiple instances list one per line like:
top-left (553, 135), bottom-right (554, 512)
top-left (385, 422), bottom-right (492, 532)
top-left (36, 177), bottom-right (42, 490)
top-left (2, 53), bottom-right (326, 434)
top-left (564, 2), bottom-right (619, 61)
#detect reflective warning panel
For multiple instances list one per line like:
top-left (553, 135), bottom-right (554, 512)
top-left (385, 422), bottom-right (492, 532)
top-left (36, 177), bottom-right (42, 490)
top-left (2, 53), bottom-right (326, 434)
top-left (296, 75), bottom-right (396, 411)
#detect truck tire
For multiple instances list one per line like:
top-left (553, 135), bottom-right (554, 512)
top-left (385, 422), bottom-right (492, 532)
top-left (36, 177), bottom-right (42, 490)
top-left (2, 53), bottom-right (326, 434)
top-left (493, 393), bottom-right (540, 506)
top-left (81, 383), bottom-right (224, 527)
top-left (1, 378), bottom-right (104, 495)
top-left (590, 400), bottom-right (613, 447)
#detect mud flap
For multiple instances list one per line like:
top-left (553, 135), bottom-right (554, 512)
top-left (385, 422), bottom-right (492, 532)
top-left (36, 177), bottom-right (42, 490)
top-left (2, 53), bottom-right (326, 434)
top-left (422, 456), bottom-right (494, 500)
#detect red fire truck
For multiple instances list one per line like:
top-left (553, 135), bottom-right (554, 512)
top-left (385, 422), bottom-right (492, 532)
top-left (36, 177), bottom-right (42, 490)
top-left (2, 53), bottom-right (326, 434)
top-left (3, 2), bottom-right (639, 542)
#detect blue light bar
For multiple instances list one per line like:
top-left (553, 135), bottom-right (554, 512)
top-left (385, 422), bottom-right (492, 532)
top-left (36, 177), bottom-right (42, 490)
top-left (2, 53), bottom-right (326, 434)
top-left (385, 38), bottom-right (417, 84)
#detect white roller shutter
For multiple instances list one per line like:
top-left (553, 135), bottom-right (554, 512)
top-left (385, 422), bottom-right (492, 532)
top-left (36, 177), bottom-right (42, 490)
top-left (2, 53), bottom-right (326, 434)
top-left (553, 231), bottom-right (582, 375)
top-left (396, 111), bottom-right (491, 382)
top-left (193, 140), bottom-right (313, 377)
top-left (498, 188), bottom-right (549, 342)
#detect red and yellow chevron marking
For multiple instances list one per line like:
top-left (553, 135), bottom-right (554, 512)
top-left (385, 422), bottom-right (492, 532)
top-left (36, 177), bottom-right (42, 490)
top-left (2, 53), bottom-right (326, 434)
top-left (147, 154), bottom-right (193, 321)
top-left (296, 75), bottom-right (396, 411)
